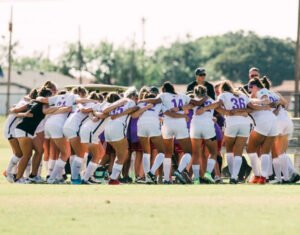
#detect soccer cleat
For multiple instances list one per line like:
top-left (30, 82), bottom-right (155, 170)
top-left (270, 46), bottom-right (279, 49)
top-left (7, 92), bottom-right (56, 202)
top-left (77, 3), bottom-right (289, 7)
top-left (258, 176), bottom-right (266, 184)
top-left (81, 179), bottom-right (93, 185)
top-left (182, 170), bottom-right (193, 184)
top-left (174, 170), bottom-right (187, 184)
top-left (135, 176), bottom-right (146, 184)
top-left (15, 178), bottom-right (26, 184)
top-left (26, 176), bottom-right (45, 184)
top-left (229, 178), bottom-right (238, 184)
top-left (47, 178), bottom-right (61, 184)
top-left (5, 173), bottom-right (15, 183)
top-left (248, 176), bottom-right (261, 184)
top-left (108, 179), bottom-right (120, 185)
top-left (119, 176), bottom-right (133, 184)
top-left (199, 177), bottom-right (211, 184)
top-left (71, 176), bottom-right (82, 185)
top-left (269, 179), bottom-right (282, 184)
top-left (289, 173), bottom-right (300, 183)
top-left (88, 176), bottom-right (102, 184)
top-left (214, 176), bottom-right (223, 184)
top-left (163, 180), bottom-right (172, 184)
top-left (146, 172), bottom-right (157, 184)
top-left (204, 172), bottom-right (215, 184)
top-left (192, 178), bottom-right (200, 185)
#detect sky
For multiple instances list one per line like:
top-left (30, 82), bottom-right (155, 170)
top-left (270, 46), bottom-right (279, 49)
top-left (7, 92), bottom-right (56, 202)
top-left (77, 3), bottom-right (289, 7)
top-left (0, 0), bottom-right (299, 60)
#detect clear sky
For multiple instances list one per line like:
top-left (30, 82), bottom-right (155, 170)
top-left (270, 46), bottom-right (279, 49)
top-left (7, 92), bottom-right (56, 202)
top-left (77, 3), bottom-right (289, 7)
top-left (0, 0), bottom-right (299, 59)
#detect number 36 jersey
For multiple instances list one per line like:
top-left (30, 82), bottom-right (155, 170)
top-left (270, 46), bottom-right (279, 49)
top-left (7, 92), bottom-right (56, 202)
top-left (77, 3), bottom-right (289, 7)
top-left (218, 92), bottom-right (251, 126)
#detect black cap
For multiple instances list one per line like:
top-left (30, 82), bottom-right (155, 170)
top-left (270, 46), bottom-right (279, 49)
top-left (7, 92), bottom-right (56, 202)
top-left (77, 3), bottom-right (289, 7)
top-left (195, 67), bottom-right (206, 76)
top-left (149, 86), bottom-right (159, 94)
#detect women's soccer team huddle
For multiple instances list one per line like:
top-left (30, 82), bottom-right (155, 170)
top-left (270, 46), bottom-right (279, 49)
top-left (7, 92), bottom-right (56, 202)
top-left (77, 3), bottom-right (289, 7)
top-left (3, 68), bottom-right (300, 185)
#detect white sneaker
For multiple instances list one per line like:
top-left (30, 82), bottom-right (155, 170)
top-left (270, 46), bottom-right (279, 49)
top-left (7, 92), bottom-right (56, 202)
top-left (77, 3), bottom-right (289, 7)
top-left (15, 178), bottom-right (26, 184)
top-left (47, 178), bottom-right (59, 184)
top-left (6, 173), bottom-right (15, 183)
top-left (269, 179), bottom-right (281, 184)
top-left (26, 176), bottom-right (45, 184)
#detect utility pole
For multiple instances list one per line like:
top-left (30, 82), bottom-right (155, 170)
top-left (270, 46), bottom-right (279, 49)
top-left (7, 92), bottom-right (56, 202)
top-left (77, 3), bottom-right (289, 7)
top-left (141, 17), bottom-right (146, 85)
top-left (78, 25), bottom-right (83, 84)
top-left (295, 0), bottom-right (300, 117)
top-left (6, 7), bottom-right (13, 116)
top-left (129, 34), bottom-right (136, 86)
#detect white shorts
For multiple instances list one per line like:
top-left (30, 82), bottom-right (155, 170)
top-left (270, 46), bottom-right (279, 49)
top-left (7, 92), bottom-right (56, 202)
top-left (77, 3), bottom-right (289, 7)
top-left (190, 120), bottom-right (216, 139)
top-left (63, 126), bottom-right (78, 139)
top-left (277, 117), bottom-right (294, 136)
top-left (80, 118), bottom-right (109, 144)
top-left (15, 128), bottom-right (34, 139)
top-left (104, 120), bottom-right (127, 142)
top-left (35, 119), bottom-right (46, 134)
top-left (162, 118), bottom-right (189, 140)
top-left (137, 120), bottom-right (161, 137)
top-left (225, 124), bottom-right (251, 138)
top-left (44, 122), bottom-right (64, 139)
top-left (4, 118), bottom-right (18, 139)
top-left (254, 117), bottom-right (278, 137)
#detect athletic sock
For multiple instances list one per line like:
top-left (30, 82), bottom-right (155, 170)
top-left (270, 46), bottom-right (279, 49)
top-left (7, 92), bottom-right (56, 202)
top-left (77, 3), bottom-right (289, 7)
top-left (272, 158), bottom-right (282, 182)
top-left (207, 159), bottom-right (216, 174)
top-left (267, 154), bottom-right (273, 178)
top-left (248, 153), bottom-right (260, 176)
top-left (69, 155), bottom-right (76, 166)
top-left (261, 154), bottom-right (269, 178)
top-left (37, 161), bottom-right (43, 177)
top-left (24, 159), bottom-right (32, 178)
top-left (110, 163), bottom-right (123, 180)
top-left (232, 156), bottom-right (242, 180)
top-left (286, 154), bottom-right (296, 177)
top-left (150, 153), bottom-right (164, 175)
top-left (83, 161), bottom-right (99, 181)
top-left (48, 159), bottom-right (56, 176)
top-left (226, 153), bottom-right (234, 175)
top-left (71, 156), bottom-right (83, 180)
top-left (7, 155), bottom-right (21, 175)
top-left (142, 153), bottom-right (151, 174)
top-left (192, 165), bottom-right (200, 180)
top-left (178, 153), bottom-right (191, 172)
top-left (279, 154), bottom-right (289, 181)
top-left (49, 159), bottom-right (66, 180)
top-left (163, 158), bottom-right (172, 181)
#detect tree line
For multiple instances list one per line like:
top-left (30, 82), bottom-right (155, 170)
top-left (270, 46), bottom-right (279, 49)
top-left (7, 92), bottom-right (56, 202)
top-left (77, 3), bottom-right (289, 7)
top-left (2, 31), bottom-right (296, 87)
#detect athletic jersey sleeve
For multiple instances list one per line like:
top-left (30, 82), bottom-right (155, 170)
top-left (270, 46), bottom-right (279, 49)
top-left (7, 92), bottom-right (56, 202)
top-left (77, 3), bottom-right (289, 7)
top-left (48, 96), bottom-right (58, 106)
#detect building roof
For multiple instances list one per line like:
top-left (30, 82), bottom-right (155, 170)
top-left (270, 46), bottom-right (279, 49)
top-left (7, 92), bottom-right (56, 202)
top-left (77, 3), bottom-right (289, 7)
top-left (0, 70), bottom-right (80, 90)
top-left (273, 80), bottom-right (300, 93)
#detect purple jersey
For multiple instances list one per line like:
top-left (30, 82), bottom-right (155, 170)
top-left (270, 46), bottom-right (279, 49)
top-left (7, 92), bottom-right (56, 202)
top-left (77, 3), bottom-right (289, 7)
top-left (127, 117), bottom-right (139, 143)
top-left (214, 123), bottom-right (223, 141)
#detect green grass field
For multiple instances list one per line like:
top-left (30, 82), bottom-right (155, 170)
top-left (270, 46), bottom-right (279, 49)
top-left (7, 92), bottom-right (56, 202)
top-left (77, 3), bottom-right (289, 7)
top-left (0, 116), bottom-right (300, 235)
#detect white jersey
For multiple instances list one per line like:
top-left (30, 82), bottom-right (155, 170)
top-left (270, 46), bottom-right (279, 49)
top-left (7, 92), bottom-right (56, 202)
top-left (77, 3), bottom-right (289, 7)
top-left (46, 93), bottom-right (78, 125)
top-left (158, 92), bottom-right (191, 120)
top-left (64, 102), bottom-right (96, 130)
top-left (218, 92), bottom-right (251, 126)
top-left (251, 88), bottom-right (276, 121)
top-left (137, 102), bottom-right (163, 123)
top-left (191, 97), bottom-right (214, 122)
top-left (108, 98), bottom-right (136, 125)
top-left (4, 98), bottom-right (28, 139)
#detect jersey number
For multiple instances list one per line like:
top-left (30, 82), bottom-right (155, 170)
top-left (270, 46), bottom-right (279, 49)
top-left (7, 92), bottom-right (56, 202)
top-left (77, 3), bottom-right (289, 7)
top-left (231, 98), bottom-right (246, 109)
top-left (171, 98), bottom-right (183, 108)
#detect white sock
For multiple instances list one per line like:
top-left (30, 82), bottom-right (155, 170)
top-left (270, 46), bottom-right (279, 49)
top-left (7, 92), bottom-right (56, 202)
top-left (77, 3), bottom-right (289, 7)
top-left (248, 153), bottom-right (260, 176)
top-left (207, 159), bottom-right (216, 173)
top-left (150, 153), bottom-right (164, 174)
top-left (24, 159), bottom-right (32, 178)
top-left (267, 154), bottom-right (273, 178)
top-left (163, 158), bottom-right (172, 181)
top-left (81, 152), bottom-right (88, 174)
top-left (37, 161), bottom-right (43, 176)
top-left (178, 153), bottom-right (191, 172)
top-left (272, 158), bottom-right (282, 182)
top-left (232, 156), bottom-right (242, 180)
top-left (49, 159), bottom-right (66, 180)
top-left (226, 153), bottom-right (234, 175)
top-left (48, 159), bottom-right (56, 176)
top-left (286, 154), bottom-right (296, 176)
top-left (142, 153), bottom-right (151, 174)
top-left (261, 154), bottom-right (269, 178)
top-left (83, 161), bottom-right (99, 181)
top-left (7, 155), bottom-right (21, 175)
top-left (279, 154), bottom-right (289, 181)
top-left (71, 156), bottom-right (83, 180)
top-left (110, 163), bottom-right (123, 180)
top-left (192, 165), bottom-right (200, 180)
top-left (69, 155), bottom-right (76, 166)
